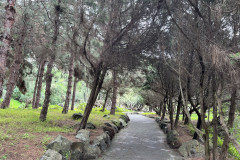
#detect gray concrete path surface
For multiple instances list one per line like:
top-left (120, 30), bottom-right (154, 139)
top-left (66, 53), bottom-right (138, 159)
top-left (98, 114), bottom-right (184, 160)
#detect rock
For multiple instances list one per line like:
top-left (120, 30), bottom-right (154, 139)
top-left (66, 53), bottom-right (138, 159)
top-left (163, 126), bottom-right (168, 134)
top-left (104, 122), bottom-right (118, 133)
top-left (167, 130), bottom-right (182, 149)
top-left (76, 129), bottom-right (90, 144)
top-left (47, 135), bottom-right (72, 156)
top-left (178, 140), bottom-right (204, 158)
top-left (102, 126), bottom-right (115, 140)
top-left (119, 118), bottom-right (127, 127)
top-left (70, 142), bottom-right (84, 160)
top-left (111, 120), bottom-right (123, 130)
top-left (172, 130), bottom-right (179, 136)
top-left (103, 115), bottom-right (110, 119)
top-left (120, 115), bottom-right (130, 122)
top-left (159, 122), bottom-right (167, 129)
top-left (83, 144), bottom-right (101, 159)
top-left (72, 113), bottom-right (83, 120)
top-left (40, 149), bottom-right (62, 160)
top-left (155, 117), bottom-right (161, 124)
top-left (93, 134), bottom-right (108, 152)
top-left (162, 118), bottom-right (170, 123)
top-left (86, 122), bottom-right (96, 129)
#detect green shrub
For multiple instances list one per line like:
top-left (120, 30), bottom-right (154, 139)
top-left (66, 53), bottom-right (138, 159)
top-left (218, 137), bottom-right (240, 160)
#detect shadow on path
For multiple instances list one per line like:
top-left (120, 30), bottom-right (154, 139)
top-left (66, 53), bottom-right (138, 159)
top-left (98, 114), bottom-right (184, 160)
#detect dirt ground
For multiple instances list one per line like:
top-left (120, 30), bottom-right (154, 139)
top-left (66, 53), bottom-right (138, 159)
top-left (0, 127), bottom-right (104, 160)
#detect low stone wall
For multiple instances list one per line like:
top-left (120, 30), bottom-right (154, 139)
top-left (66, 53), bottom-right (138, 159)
top-left (40, 114), bottom-right (130, 160)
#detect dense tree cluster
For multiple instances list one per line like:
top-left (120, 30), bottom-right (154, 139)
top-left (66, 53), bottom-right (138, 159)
top-left (0, 0), bottom-right (239, 159)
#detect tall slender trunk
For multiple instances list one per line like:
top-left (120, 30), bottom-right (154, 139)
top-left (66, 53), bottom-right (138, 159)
top-left (110, 70), bottom-right (117, 115)
top-left (0, 0), bottom-right (16, 98)
top-left (76, 68), bottom-right (106, 131)
top-left (0, 12), bottom-right (27, 109)
top-left (32, 64), bottom-right (40, 108)
top-left (219, 87), bottom-right (237, 160)
top-left (161, 94), bottom-right (167, 120)
top-left (102, 89), bottom-right (109, 112)
top-left (71, 77), bottom-right (78, 111)
top-left (40, 0), bottom-right (61, 121)
top-left (62, 52), bottom-right (74, 114)
top-left (34, 60), bottom-right (46, 109)
top-left (193, 110), bottom-right (201, 139)
top-left (212, 72), bottom-right (218, 160)
top-left (174, 92), bottom-right (182, 128)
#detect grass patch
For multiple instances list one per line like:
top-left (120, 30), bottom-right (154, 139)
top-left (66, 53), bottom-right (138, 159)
top-left (141, 112), bottom-right (156, 115)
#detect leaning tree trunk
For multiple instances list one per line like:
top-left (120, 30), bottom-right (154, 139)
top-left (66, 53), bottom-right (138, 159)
top-left (32, 64), bottom-right (40, 108)
top-left (110, 70), bottom-right (117, 115)
top-left (0, 13), bottom-right (27, 109)
top-left (174, 92), bottom-right (182, 128)
top-left (76, 68), bottom-right (107, 131)
top-left (62, 52), bottom-right (74, 114)
top-left (34, 60), bottom-right (46, 109)
top-left (40, 1), bottom-right (61, 121)
top-left (0, 0), bottom-right (16, 98)
top-left (219, 87), bottom-right (237, 160)
top-left (71, 77), bottom-right (78, 111)
top-left (102, 89), bottom-right (110, 112)
top-left (212, 72), bottom-right (218, 160)
top-left (161, 95), bottom-right (167, 120)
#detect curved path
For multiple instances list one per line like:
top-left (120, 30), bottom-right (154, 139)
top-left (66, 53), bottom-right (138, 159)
top-left (98, 114), bottom-right (183, 160)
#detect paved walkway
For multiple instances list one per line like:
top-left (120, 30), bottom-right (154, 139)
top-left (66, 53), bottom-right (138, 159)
top-left (98, 114), bottom-right (183, 160)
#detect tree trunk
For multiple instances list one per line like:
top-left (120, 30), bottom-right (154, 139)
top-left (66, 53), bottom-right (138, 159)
top-left (110, 70), bottom-right (117, 115)
top-left (0, 12), bottom-right (27, 109)
top-left (76, 68), bottom-right (106, 131)
top-left (193, 110), bottom-right (201, 139)
top-left (40, 0), bottom-right (61, 121)
top-left (212, 72), bottom-right (218, 160)
top-left (34, 60), bottom-right (46, 109)
top-left (168, 95), bottom-right (174, 130)
top-left (71, 77), bottom-right (78, 111)
top-left (0, 0), bottom-right (16, 98)
top-left (102, 89), bottom-right (109, 112)
top-left (219, 87), bottom-right (237, 160)
top-left (32, 64), bottom-right (40, 108)
top-left (174, 92), bottom-right (182, 128)
top-left (62, 52), bottom-right (74, 114)
top-left (161, 97), bottom-right (167, 120)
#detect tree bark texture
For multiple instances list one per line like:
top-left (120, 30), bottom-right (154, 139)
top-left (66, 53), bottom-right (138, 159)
top-left (0, 12), bottom-right (27, 109)
top-left (32, 64), bottom-right (40, 108)
top-left (0, 0), bottom-right (16, 98)
top-left (62, 52), bottom-right (74, 114)
top-left (110, 70), bottom-right (117, 115)
top-left (174, 92), bottom-right (182, 128)
top-left (34, 60), bottom-right (46, 109)
top-left (102, 89), bottom-right (109, 112)
top-left (76, 68), bottom-right (106, 131)
top-left (40, 1), bottom-right (61, 121)
top-left (71, 77), bottom-right (78, 111)
top-left (220, 87), bottom-right (237, 160)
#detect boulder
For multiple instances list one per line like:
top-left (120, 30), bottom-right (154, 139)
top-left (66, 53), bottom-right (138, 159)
top-left (104, 122), bottom-right (118, 133)
top-left (70, 142), bottom-right (84, 160)
top-left (162, 118), bottom-right (170, 123)
top-left (172, 130), bottom-right (179, 136)
top-left (163, 126), bottom-right (168, 134)
top-left (120, 115), bottom-right (130, 122)
top-left (72, 113), bottom-right (83, 120)
top-left (159, 122), bottom-right (167, 129)
top-left (111, 120), bottom-right (123, 130)
top-left (102, 126), bottom-right (115, 140)
top-left (76, 129), bottom-right (90, 144)
top-left (86, 122), bottom-right (96, 129)
top-left (40, 149), bottom-right (62, 160)
top-left (102, 132), bottom-right (111, 146)
top-left (178, 140), bottom-right (204, 158)
top-left (155, 117), bottom-right (161, 124)
top-left (83, 144), bottom-right (101, 159)
top-left (93, 134), bottom-right (108, 152)
top-left (47, 135), bottom-right (72, 156)
top-left (119, 119), bottom-right (127, 127)
top-left (103, 115), bottom-right (110, 119)
top-left (167, 130), bottom-right (182, 149)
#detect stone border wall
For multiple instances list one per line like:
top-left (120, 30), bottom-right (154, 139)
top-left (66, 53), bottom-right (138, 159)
top-left (40, 114), bottom-right (130, 160)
